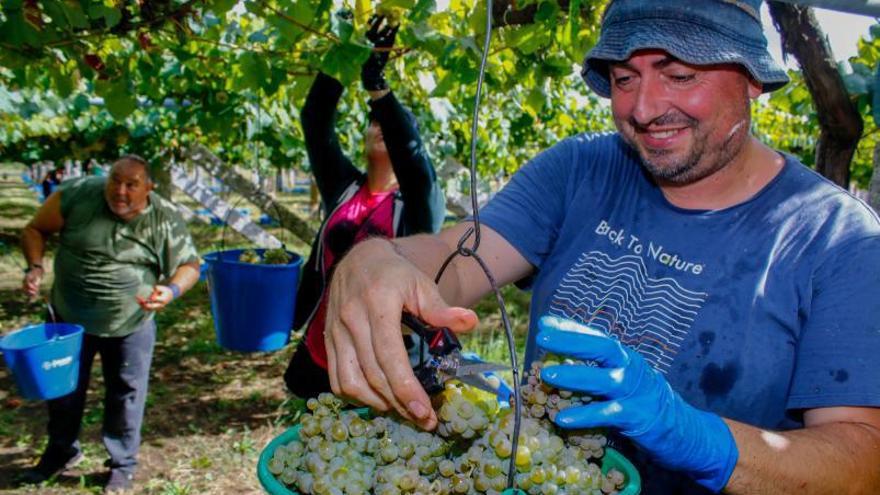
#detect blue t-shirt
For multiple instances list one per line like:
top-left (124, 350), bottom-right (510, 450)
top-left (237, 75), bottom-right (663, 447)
top-left (481, 133), bottom-right (880, 494)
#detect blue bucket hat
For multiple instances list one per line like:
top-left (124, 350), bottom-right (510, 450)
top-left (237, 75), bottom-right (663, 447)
top-left (582, 0), bottom-right (789, 98)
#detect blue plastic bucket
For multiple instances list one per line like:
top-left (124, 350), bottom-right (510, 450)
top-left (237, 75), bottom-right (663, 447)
top-left (204, 249), bottom-right (303, 352)
top-left (0, 323), bottom-right (84, 400)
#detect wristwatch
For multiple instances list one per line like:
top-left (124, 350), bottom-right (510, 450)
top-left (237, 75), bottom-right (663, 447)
top-left (25, 263), bottom-right (44, 274)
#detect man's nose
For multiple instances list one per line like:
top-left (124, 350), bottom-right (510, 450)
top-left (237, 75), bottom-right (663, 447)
top-left (631, 75), bottom-right (670, 126)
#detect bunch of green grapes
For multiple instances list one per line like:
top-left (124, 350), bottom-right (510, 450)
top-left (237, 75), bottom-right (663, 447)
top-left (267, 393), bottom-right (378, 494)
top-left (372, 420), bottom-right (451, 494)
top-left (269, 391), bottom-right (628, 494)
top-left (522, 359), bottom-right (608, 460)
top-left (263, 248), bottom-right (292, 265)
top-left (434, 382), bottom-right (500, 440)
top-left (238, 249), bottom-right (261, 264)
top-left (237, 248), bottom-right (291, 265)
top-left (468, 412), bottom-right (625, 495)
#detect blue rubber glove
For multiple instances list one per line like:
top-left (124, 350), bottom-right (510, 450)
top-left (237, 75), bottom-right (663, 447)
top-left (536, 315), bottom-right (738, 493)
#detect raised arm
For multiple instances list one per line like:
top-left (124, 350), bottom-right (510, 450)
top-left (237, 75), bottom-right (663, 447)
top-left (325, 222), bottom-right (533, 428)
top-left (301, 72), bottom-right (361, 210)
top-left (361, 15), bottom-right (444, 234)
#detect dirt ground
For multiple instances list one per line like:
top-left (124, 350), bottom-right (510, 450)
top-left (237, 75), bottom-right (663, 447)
top-left (0, 165), bottom-right (308, 495)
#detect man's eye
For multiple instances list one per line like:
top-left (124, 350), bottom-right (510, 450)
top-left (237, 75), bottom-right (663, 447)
top-left (668, 73), bottom-right (695, 83)
top-left (613, 75), bottom-right (633, 86)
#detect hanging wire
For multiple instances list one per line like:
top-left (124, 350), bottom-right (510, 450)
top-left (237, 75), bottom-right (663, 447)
top-left (431, 0), bottom-right (523, 489)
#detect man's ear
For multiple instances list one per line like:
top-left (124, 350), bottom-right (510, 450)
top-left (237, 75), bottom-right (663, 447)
top-left (747, 76), bottom-right (763, 99)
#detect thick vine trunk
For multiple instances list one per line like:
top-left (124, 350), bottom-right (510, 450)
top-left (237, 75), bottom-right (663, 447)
top-left (183, 145), bottom-right (316, 244)
top-left (771, 0), bottom-right (880, 17)
top-left (768, 2), bottom-right (863, 188)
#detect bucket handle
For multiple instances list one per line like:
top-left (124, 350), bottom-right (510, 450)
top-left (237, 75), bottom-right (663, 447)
top-left (45, 297), bottom-right (57, 324)
top-left (219, 195), bottom-right (289, 253)
top-left (44, 297), bottom-right (63, 342)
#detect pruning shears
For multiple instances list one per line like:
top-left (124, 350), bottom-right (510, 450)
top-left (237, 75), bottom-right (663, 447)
top-left (401, 312), bottom-right (509, 395)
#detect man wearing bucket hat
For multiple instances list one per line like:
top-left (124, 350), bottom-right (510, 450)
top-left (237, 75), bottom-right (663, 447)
top-left (320, 0), bottom-right (880, 493)
top-left (18, 155), bottom-right (200, 493)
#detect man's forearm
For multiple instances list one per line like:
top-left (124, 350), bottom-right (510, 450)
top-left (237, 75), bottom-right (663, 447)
top-left (21, 225), bottom-right (47, 267)
top-left (389, 222), bottom-right (533, 310)
top-left (167, 261), bottom-right (201, 296)
top-left (725, 419), bottom-right (880, 494)
top-left (389, 232), bottom-right (464, 305)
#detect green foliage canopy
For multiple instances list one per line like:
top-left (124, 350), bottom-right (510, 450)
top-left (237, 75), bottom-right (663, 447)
top-left (0, 0), bottom-right (611, 181)
top-left (1, 0), bottom-right (876, 191)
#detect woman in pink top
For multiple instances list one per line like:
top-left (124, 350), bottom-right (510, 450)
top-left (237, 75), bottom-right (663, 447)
top-left (284, 16), bottom-right (445, 398)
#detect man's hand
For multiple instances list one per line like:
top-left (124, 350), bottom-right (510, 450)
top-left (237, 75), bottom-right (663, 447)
top-left (136, 285), bottom-right (175, 312)
top-left (325, 238), bottom-right (478, 430)
top-left (361, 15), bottom-right (399, 91)
top-left (537, 315), bottom-right (739, 492)
top-left (22, 266), bottom-right (44, 300)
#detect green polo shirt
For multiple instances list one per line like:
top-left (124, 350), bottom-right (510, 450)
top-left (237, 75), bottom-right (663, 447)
top-left (51, 177), bottom-right (199, 337)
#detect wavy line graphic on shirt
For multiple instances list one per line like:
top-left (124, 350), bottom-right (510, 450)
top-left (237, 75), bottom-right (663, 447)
top-left (548, 250), bottom-right (708, 373)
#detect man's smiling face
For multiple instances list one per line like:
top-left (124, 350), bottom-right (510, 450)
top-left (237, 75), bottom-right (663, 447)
top-left (609, 50), bottom-right (762, 185)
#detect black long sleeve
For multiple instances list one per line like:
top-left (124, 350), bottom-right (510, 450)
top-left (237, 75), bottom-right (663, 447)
top-left (300, 72), bottom-right (364, 215)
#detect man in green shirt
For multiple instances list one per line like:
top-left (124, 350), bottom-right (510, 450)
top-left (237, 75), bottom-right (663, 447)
top-left (19, 155), bottom-right (200, 493)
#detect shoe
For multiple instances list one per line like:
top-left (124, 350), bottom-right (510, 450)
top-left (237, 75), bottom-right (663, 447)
top-left (104, 468), bottom-right (134, 494)
top-left (17, 448), bottom-right (83, 485)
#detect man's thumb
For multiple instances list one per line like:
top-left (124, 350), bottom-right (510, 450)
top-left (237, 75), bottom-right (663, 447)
top-left (416, 298), bottom-right (478, 335)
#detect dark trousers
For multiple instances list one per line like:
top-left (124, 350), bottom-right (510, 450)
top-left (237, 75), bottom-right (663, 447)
top-left (45, 320), bottom-right (156, 475)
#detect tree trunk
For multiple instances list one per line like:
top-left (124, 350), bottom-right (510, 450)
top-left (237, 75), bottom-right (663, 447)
top-left (869, 142), bottom-right (880, 212)
top-left (771, 0), bottom-right (880, 17)
top-left (768, 2), bottom-right (863, 188)
top-left (275, 166), bottom-right (284, 192)
top-left (183, 145), bottom-right (316, 244)
top-left (152, 161), bottom-right (173, 199)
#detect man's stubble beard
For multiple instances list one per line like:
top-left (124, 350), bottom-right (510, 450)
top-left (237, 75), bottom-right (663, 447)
top-left (617, 108), bottom-right (751, 186)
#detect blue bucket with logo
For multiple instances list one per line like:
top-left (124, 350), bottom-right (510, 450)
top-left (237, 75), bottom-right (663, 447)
top-left (204, 249), bottom-right (303, 352)
top-left (0, 323), bottom-right (84, 400)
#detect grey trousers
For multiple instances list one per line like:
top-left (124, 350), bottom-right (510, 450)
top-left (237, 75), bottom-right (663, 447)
top-left (45, 319), bottom-right (156, 475)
